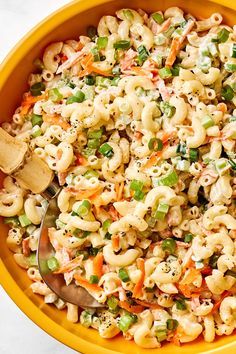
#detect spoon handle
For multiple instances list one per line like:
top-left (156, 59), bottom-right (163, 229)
top-left (0, 127), bottom-right (54, 194)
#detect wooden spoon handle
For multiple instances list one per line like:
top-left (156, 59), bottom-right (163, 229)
top-left (0, 127), bottom-right (54, 194)
top-left (0, 127), bottom-right (27, 174)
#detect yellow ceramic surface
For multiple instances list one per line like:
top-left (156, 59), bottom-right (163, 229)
top-left (0, 1), bottom-right (236, 353)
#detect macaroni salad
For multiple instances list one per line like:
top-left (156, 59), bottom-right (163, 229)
top-left (1, 7), bottom-right (236, 348)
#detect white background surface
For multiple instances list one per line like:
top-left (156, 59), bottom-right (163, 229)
top-left (0, 1), bottom-right (78, 353)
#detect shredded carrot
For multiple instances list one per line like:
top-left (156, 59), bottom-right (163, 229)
top-left (210, 291), bottom-right (231, 314)
top-left (75, 153), bottom-right (87, 166)
top-left (111, 234), bottom-right (120, 252)
top-left (182, 258), bottom-right (195, 273)
top-left (180, 268), bottom-right (200, 285)
top-left (200, 265), bottom-right (212, 275)
top-left (21, 93), bottom-right (45, 115)
top-left (74, 274), bottom-right (103, 292)
top-left (171, 331), bottom-right (181, 346)
top-left (135, 299), bottom-right (160, 309)
top-left (43, 114), bottom-right (70, 130)
top-left (115, 181), bottom-right (124, 201)
top-left (56, 149), bottom-right (63, 160)
top-left (108, 205), bottom-right (119, 221)
top-left (178, 284), bottom-right (194, 298)
top-left (119, 300), bottom-right (144, 314)
top-left (55, 255), bottom-right (83, 274)
top-left (157, 18), bottom-right (172, 34)
top-left (133, 258), bottom-right (145, 298)
top-left (130, 66), bottom-right (151, 76)
top-left (166, 20), bottom-right (195, 67)
top-left (93, 253), bottom-right (104, 278)
top-left (217, 102), bottom-right (227, 113)
top-left (87, 63), bottom-right (112, 77)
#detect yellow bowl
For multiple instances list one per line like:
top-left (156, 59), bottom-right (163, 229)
top-left (0, 0), bottom-right (236, 353)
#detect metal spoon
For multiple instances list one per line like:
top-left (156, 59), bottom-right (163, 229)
top-left (0, 128), bottom-right (103, 308)
top-left (38, 184), bottom-right (103, 308)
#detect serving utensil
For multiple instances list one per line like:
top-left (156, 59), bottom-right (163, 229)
top-left (0, 127), bottom-right (103, 308)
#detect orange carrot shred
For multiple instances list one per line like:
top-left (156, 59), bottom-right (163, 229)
top-left (93, 253), bottom-right (104, 278)
top-left (135, 299), bottom-right (160, 309)
top-left (74, 274), bottom-right (103, 292)
top-left (119, 300), bottom-right (144, 314)
top-left (133, 258), bottom-right (145, 298)
top-left (111, 234), bottom-right (120, 252)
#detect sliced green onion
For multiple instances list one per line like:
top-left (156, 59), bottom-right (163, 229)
top-left (112, 65), bottom-right (121, 75)
top-left (88, 129), bottom-right (103, 139)
top-left (97, 36), bottom-right (108, 49)
top-left (89, 275), bottom-right (99, 284)
top-left (80, 310), bottom-right (93, 328)
top-left (99, 143), bottom-right (114, 157)
top-left (102, 219), bottom-right (112, 231)
top-left (155, 169), bottom-right (178, 187)
top-left (166, 319), bottom-right (178, 330)
top-left (160, 101), bottom-right (176, 118)
top-left (153, 203), bottom-right (169, 220)
top-left (176, 159), bottom-right (190, 171)
top-left (113, 40), bottom-right (131, 50)
top-left (30, 82), bottom-right (45, 96)
top-left (111, 76), bottom-right (120, 86)
top-left (130, 180), bottom-right (144, 191)
top-left (201, 115), bottom-right (215, 129)
top-left (31, 114), bottom-right (43, 127)
top-left (215, 158), bottom-right (229, 174)
top-left (133, 190), bottom-right (145, 201)
top-left (123, 9), bottom-right (134, 21)
top-left (4, 216), bottom-right (20, 226)
top-left (228, 158), bottom-right (236, 170)
top-left (184, 233), bottom-right (193, 243)
top-left (83, 169), bottom-right (99, 179)
top-left (171, 64), bottom-right (180, 76)
top-left (164, 25), bottom-right (175, 38)
top-left (152, 12), bottom-right (164, 24)
top-left (118, 313), bottom-right (137, 332)
top-left (221, 85), bottom-right (234, 101)
top-left (76, 200), bottom-right (91, 217)
top-left (231, 43), bottom-right (236, 58)
top-left (148, 138), bottom-right (163, 152)
top-left (28, 253), bottom-right (38, 267)
top-left (31, 126), bottom-right (42, 138)
top-left (104, 232), bottom-right (112, 240)
top-left (107, 295), bottom-right (119, 311)
top-left (159, 67), bottom-right (172, 79)
top-left (82, 147), bottom-right (96, 157)
top-left (47, 257), bottom-right (59, 272)
top-left (19, 214), bottom-right (32, 227)
top-left (137, 45), bottom-right (149, 65)
top-left (217, 28), bottom-right (230, 43)
top-left (175, 298), bottom-right (187, 310)
top-left (87, 25), bottom-right (97, 40)
top-left (224, 63), bottom-right (236, 72)
top-left (66, 90), bottom-right (85, 104)
top-left (91, 47), bottom-right (100, 62)
top-left (155, 325), bottom-right (167, 342)
top-left (209, 254), bottom-right (220, 269)
top-left (87, 138), bottom-right (100, 149)
top-left (75, 250), bottom-right (89, 260)
top-left (85, 75), bottom-right (96, 86)
top-left (176, 143), bottom-right (186, 156)
top-left (118, 268), bottom-right (130, 282)
top-left (189, 148), bottom-right (199, 162)
top-left (162, 238), bottom-right (176, 254)
top-left (48, 88), bottom-right (63, 102)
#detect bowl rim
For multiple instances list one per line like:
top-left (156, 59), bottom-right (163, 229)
top-left (1, 0), bottom-right (236, 353)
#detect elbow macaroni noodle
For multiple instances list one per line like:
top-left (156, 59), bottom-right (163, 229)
top-left (1, 6), bottom-right (236, 349)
